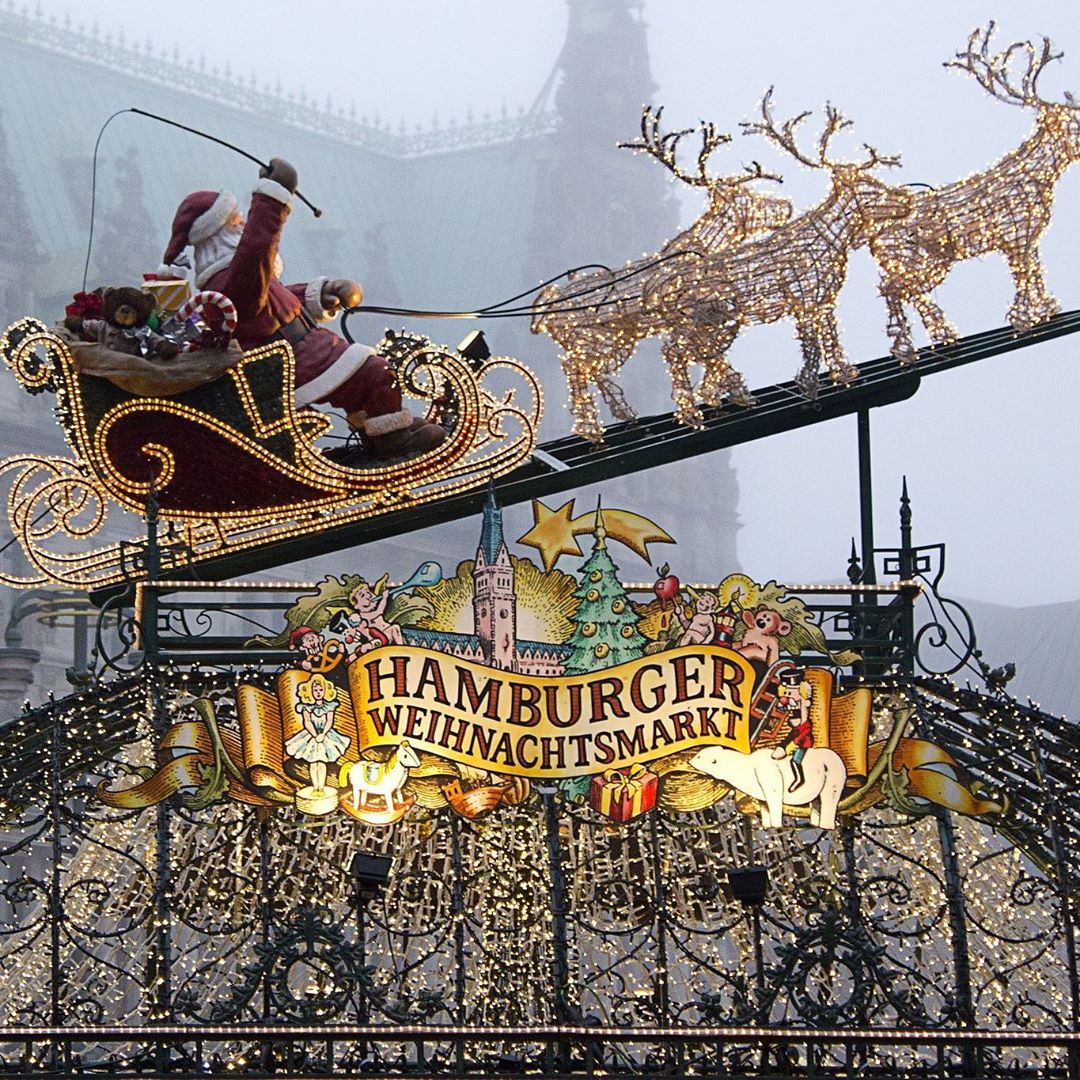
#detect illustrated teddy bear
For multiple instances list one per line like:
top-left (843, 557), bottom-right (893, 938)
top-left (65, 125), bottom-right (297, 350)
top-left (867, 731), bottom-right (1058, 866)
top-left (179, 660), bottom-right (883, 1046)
top-left (66, 286), bottom-right (179, 360)
top-left (734, 605), bottom-right (791, 667)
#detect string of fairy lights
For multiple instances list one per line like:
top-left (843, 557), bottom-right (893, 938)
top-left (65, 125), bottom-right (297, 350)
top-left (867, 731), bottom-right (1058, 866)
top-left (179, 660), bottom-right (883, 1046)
top-left (0, 664), bottom-right (1074, 1072)
top-left (0, 18), bottom-right (1075, 1075)
top-left (531, 22), bottom-right (1080, 444)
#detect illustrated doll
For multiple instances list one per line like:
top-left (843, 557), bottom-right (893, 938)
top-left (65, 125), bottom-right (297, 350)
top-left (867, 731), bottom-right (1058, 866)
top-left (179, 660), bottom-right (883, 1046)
top-left (286, 673), bottom-right (351, 793)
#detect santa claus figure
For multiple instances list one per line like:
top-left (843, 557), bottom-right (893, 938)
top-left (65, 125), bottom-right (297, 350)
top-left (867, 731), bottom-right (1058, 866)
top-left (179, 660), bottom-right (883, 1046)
top-left (160, 157), bottom-right (446, 460)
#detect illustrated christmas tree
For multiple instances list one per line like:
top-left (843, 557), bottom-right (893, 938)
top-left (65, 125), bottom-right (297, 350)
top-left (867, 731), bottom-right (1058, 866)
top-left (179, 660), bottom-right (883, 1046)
top-left (564, 506), bottom-right (646, 675)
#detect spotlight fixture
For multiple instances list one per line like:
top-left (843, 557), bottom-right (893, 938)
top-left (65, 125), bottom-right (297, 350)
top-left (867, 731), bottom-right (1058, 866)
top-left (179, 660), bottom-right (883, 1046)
top-left (457, 329), bottom-right (491, 368)
top-left (351, 852), bottom-right (392, 904)
top-left (727, 865), bottom-right (769, 907)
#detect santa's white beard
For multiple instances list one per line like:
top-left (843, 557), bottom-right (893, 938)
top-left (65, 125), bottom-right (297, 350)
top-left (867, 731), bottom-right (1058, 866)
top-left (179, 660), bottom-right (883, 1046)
top-left (194, 225), bottom-right (283, 287)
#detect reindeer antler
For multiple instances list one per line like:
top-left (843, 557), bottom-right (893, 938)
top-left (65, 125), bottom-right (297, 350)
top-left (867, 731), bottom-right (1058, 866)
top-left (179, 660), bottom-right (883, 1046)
top-left (619, 105), bottom-right (733, 188)
top-left (744, 89), bottom-right (899, 172)
top-left (947, 21), bottom-right (1069, 109)
top-left (741, 87), bottom-right (818, 168)
top-left (736, 160), bottom-right (785, 186)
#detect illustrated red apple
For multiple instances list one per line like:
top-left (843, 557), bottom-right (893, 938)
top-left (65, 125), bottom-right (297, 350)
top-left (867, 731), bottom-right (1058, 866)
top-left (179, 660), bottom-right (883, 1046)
top-left (653, 563), bottom-right (680, 629)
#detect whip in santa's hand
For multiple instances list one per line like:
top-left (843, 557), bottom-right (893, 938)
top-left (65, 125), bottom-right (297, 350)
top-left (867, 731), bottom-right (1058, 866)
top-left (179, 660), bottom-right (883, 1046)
top-left (160, 156), bottom-right (447, 462)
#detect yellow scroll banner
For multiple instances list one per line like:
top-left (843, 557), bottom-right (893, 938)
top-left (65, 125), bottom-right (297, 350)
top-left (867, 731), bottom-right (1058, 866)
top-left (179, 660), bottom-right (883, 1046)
top-left (346, 645), bottom-right (755, 777)
top-left (97, 645), bottom-right (1007, 823)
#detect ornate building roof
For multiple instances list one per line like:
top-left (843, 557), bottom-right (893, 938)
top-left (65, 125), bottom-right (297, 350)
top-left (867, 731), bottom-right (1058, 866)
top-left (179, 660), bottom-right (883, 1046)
top-left (477, 486), bottom-right (509, 567)
top-left (0, 0), bottom-right (742, 704)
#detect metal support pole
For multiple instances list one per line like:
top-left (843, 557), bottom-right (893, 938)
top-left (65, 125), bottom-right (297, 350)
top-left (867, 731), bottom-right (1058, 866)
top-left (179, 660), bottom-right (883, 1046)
top-left (542, 790), bottom-right (572, 1072)
top-left (448, 815), bottom-right (467, 1025)
top-left (935, 811), bottom-right (975, 1025)
top-left (841, 822), bottom-right (861, 922)
top-left (48, 700), bottom-right (63, 1056)
top-left (647, 813), bottom-right (672, 1026)
top-left (750, 904), bottom-right (766, 1016)
top-left (71, 612), bottom-right (88, 681)
top-left (142, 490), bottom-right (173, 1050)
top-left (259, 813), bottom-right (272, 1022)
top-left (355, 896), bottom-right (369, 1064)
top-left (840, 821), bottom-right (869, 1070)
top-left (856, 409), bottom-right (876, 585)
top-left (897, 479), bottom-right (916, 675)
top-left (935, 810), bottom-right (980, 1077)
top-left (739, 815), bottom-right (768, 1022)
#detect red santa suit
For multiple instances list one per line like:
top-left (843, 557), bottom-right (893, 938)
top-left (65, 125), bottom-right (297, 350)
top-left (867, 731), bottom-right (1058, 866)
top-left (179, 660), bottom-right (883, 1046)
top-left (161, 182), bottom-right (411, 436)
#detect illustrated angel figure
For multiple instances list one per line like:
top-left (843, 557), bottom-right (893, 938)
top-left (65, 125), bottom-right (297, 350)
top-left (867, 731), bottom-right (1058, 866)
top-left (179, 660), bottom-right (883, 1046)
top-left (344, 574), bottom-right (406, 657)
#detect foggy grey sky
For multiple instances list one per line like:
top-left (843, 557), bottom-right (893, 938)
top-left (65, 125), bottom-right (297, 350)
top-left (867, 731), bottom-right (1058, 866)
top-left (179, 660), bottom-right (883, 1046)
top-left (24, 0), bottom-right (1080, 605)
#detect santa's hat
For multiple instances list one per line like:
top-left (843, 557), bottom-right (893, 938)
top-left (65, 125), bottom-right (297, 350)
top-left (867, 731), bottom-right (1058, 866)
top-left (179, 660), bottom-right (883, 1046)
top-left (159, 190), bottom-right (238, 277)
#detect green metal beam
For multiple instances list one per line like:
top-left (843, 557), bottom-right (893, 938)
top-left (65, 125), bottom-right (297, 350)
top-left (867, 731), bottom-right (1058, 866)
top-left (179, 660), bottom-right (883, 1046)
top-left (99, 310), bottom-right (1080, 593)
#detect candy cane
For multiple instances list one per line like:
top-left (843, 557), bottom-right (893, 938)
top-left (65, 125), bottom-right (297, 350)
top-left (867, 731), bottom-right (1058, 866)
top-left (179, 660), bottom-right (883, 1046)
top-left (176, 290), bottom-right (238, 351)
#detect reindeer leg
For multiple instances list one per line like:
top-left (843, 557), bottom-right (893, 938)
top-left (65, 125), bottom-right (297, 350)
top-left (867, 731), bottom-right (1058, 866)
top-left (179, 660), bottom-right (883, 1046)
top-left (1005, 245), bottom-right (1060, 330)
top-left (662, 331), bottom-right (705, 428)
top-left (562, 351), bottom-right (605, 443)
top-left (793, 315), bottom-right (824, 399)
top-left (910, 294), bottom-right (957, 347)
top-left (599, 335), bottom-right (640, 423)
top-left (698, 323), bottom-right (750, 407)
top-left (596, 370), bottom-right (638, 423)
top-left (816, 309), bottom-right (857, 388)
top-left (879, 279), bottom-right (919, 365)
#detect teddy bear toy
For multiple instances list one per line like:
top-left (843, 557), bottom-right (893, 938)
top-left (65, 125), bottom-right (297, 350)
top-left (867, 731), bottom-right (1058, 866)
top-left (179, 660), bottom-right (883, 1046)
top-left (65, 286), bottom-right (180, 361)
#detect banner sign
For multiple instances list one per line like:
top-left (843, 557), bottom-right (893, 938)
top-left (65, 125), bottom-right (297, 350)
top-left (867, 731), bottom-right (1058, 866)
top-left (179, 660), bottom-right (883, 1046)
top-left (349, 645), bottom-right (754, 774)
top-left (99, 495), bottom-right (1009, 829)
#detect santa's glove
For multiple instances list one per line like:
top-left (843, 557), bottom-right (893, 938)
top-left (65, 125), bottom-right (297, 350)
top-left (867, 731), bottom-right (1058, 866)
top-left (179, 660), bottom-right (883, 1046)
top-left (259, 157), bottom-right (298, 194)
top-left (320, 279), bottom-right (364, 314)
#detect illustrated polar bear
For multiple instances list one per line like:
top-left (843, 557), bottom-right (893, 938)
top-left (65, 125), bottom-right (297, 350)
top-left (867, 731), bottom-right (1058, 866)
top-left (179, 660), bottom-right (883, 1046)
top-left (690, 745), bottom-right (847, 829)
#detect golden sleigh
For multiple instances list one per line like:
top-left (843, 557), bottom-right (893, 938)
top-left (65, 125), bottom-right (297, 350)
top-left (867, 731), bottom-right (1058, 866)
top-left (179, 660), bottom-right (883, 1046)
top-left (0, 319), bottom-right (541, 589)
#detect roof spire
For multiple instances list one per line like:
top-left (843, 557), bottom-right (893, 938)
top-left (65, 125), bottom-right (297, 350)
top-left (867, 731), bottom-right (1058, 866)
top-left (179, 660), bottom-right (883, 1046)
top-left (478, 481), bottom-right (507, 564)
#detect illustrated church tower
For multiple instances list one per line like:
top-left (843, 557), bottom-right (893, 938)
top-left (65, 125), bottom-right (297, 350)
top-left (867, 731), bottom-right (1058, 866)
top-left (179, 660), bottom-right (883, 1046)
top-left (473, 487), bottom-right (518, 670)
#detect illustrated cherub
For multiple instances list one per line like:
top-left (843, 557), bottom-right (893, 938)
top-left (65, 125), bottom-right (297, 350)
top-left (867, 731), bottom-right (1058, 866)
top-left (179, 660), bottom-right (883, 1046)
top-left (344, 574), bottom-right (405, 657)
top-left (675, 589), bottom-right (721, 646)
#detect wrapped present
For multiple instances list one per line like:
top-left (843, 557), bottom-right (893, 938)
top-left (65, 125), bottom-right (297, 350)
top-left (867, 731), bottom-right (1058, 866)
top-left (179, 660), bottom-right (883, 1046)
top-left (142, 274), bottom-right (192, 317)
top-left (589, 763), bottom-right (658, 823)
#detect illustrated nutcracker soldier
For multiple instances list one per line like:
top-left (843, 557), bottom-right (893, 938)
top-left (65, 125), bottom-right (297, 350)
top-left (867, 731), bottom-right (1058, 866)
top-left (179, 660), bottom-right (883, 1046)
top-left (774, 671), bottom-right (814, 792)
top-left (160, 157), bottom-right (446, 461)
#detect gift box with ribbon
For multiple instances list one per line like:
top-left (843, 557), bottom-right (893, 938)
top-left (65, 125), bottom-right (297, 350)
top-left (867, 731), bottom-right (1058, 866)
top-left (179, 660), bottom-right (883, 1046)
top-left (588, 763), bottom-right (658, 823)
top-left (142, 274), bottom-right (192, 317)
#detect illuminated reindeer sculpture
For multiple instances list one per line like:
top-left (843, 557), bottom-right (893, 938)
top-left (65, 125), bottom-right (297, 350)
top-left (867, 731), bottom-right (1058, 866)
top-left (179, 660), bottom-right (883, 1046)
top-left (659, 90), bottom-right (914, 404)
top-left (872, 23), bottom-right (1080, 362)
top-left (532, 108), bottom-right (792, 442)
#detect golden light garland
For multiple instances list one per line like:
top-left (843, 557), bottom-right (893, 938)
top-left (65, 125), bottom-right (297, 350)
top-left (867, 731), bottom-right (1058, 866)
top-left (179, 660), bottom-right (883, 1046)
top-left (0, 321), bottom-right (542, 589)
top-left (532, 109), bottom-right (793, 443)
top-left (872, 22), bottom-right (1080, 361)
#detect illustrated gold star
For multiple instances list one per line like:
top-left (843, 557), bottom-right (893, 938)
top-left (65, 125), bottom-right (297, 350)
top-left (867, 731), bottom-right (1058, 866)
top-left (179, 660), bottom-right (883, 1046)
top-left (517, 499), bottom-right (585, 572)
top-left (517, 499), bottom-right (675, 572)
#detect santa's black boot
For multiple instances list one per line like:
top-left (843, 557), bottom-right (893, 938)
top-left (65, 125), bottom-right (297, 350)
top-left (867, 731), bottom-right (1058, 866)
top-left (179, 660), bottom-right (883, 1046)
top-left (788, 760), bottom-right (805, 793)
top-left (365, 414), bottom-right (447, 459)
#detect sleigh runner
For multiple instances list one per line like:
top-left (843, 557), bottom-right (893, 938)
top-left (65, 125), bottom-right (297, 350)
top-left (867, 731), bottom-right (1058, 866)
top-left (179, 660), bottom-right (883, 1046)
top-left (0, 318), bottom-right (541, 589)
